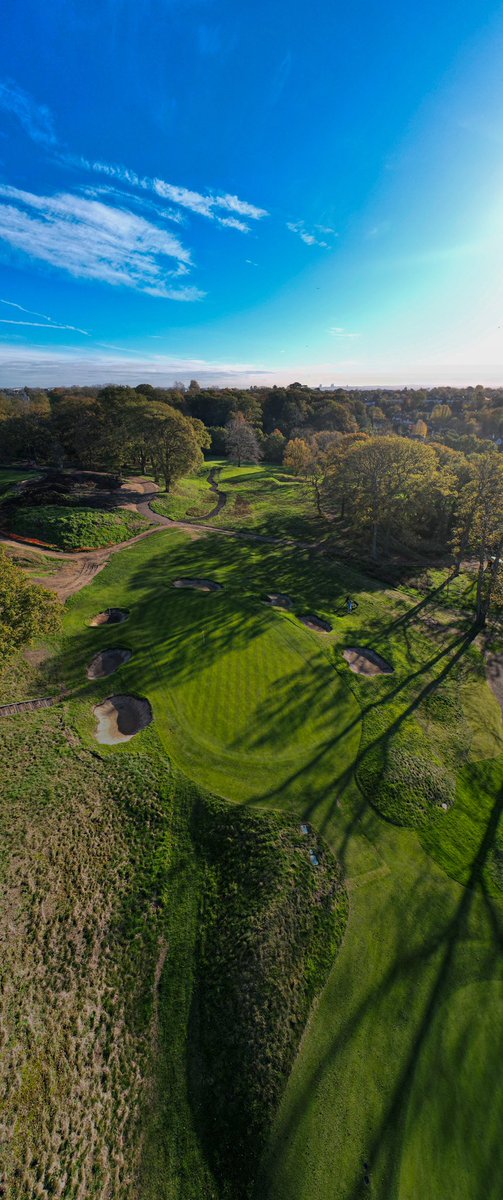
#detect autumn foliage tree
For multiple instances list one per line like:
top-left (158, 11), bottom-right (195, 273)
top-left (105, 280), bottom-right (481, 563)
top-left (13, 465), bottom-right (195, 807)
top-left (0, 547), bottom-right (60, 669)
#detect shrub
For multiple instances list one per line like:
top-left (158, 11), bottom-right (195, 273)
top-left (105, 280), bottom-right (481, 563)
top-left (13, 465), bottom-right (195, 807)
top-left (6, 505), bottom-right (149, 550)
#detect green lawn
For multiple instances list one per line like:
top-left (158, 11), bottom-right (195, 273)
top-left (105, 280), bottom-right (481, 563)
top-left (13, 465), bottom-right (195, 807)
top-left (8, 518), bottom-right (503, 1200)
top-left (151, 460), bottom-right (320, 539)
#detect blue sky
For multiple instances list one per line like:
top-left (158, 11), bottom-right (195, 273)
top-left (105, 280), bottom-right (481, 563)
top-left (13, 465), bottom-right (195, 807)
top-left (1, 0), bottom-right (503, 387)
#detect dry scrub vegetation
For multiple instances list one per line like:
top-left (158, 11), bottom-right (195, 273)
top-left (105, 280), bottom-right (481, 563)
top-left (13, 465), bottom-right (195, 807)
top-left (0, 707), bottom-right (171, 1200)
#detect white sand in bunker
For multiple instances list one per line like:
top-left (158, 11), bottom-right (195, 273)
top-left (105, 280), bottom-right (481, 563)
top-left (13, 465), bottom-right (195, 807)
top-left (172, 578), bottom-right (222, 593)
top-left (343, 647), bottom-right (394, 676)
top-left (93, 694), bottom-right (153, 744)
top-left (88, 607), bottom-right (129, 627)
top-left (300, 614), bottom-right (333, 633)
top-left (265, 592), bottom-right (294, 609)
top-left (86, 648), bottom-right (132, 680)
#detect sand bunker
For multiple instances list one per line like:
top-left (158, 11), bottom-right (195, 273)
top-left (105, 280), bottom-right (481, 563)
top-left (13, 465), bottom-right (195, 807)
top-left (300, 614), bottom-right (333, 633)
top-left (265, 592), bottom-right (294, 609)
top-left (343, 647), bottom-right (394, 676)
top-left (88, 607), bottom-right (129, 627)
top-left (93, 694), bottom-right (152, 744)
top-left (172, 578), bottom-right (222, 593)
top-left (86, 648), bottom-right (132, 680)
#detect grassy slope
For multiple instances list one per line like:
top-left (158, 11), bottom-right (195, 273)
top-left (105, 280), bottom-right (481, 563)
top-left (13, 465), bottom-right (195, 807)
top-left (6, 504), bottom-right (149, 549)
top-left (151, 461), bottom-right (319, 539)
top-left (4, 510), bottom-right (503, 1200)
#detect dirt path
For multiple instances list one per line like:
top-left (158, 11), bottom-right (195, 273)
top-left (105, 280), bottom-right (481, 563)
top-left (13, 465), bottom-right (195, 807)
top-left (205, 467), bottom-right (227, 518)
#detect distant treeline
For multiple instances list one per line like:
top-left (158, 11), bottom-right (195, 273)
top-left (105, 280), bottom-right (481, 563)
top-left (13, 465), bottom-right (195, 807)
top-left (1, 380), bottom-right (503, 466)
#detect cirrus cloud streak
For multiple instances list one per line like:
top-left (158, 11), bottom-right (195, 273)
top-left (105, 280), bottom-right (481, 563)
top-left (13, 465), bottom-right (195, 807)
top-left (0, 185), bottom-right (203, 300)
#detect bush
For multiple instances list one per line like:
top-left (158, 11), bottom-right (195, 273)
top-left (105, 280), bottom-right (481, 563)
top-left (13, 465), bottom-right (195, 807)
top-left (6, 505), bottom-right (149, 550)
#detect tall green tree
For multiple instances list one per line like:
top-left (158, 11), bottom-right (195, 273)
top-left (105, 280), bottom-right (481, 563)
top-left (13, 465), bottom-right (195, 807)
top-left (332, 435), bottom-right (439, 557)
top-left (147, 404), bottom-right (210, 491)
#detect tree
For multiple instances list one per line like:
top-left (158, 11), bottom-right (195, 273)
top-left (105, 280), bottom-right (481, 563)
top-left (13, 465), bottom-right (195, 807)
top-left (224, 413), bottom-right (262, 467)
top-left (284, 436), bottom-right (331, 517)
top-left (332, 435), bottom-right (438, 558)
top-left (453, 453), bottom-right (503, 625)
top-left (412, 418), bottom-right (428, 438)
top-left (147, 403), bottom-right (210, 491)
top-left (262, 428), bottom-right (286, 464)
top-left (0, 548), bottom-right (60, 668)
top-left (284, 437), bottom-right (313, 476)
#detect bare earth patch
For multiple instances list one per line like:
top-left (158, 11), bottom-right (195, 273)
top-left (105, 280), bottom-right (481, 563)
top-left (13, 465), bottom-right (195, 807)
top-left (343, 647), bottom-right (394, 676)
top-left (265, 592), bottom-right (294, 609)
top-left (89, 607), bottom-right (130, 627)
top-left (94, 694), bottom-right (153, 744)
top-left (486, 653), bottom-right (503, 713)
top-left (87, 648), bottom-right (132, 680)
top-left (300, 614), bottom-right (333, 633)
top-left (172, 578), bottom-right (222, 593)
top-left (23, 647), bottom-right (51, 666)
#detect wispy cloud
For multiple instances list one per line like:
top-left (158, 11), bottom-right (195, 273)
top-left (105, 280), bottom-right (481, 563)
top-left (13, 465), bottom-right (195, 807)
top-left (287, 220), bottom-right (336, 248)
top-left (0, 79), bottom-right (56, 146)
top-left (0, 186), bottom-right (203, 299)
top-left (328, 326), bottom-right (360, 338)
top-left (66, 154), bottom-right (268, 228)
top-left (0, 318), bottom-right (90, 332)
top-left (0, 297), bottom-right (89, 334)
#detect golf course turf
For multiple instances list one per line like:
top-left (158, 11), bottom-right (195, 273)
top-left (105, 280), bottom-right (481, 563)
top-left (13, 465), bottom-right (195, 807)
top-left (4, 501), bottom-right (503, 1199)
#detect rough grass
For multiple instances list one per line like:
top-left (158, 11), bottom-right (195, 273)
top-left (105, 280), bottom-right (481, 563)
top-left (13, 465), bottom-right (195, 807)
top-left (5, 504), bottom-right (149, 549)
top-left (190, 797), bottom-right (347, 1198)
top-left (0, 708), bottom-right (174, 1199)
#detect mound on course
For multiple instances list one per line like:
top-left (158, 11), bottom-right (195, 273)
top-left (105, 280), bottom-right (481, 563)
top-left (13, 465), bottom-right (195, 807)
top-left (93, 694), bottom-right (152, 743)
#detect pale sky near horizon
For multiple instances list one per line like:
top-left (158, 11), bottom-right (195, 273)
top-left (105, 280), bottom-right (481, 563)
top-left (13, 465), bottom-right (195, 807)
top-left (1, 0), bottom-right (503, 388)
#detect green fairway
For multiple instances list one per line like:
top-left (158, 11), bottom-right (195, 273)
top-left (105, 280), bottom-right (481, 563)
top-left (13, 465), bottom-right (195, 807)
top-left (62, 529), bottom-right (361, 815)
top-left (37, 524), bottom-right (503, 1198)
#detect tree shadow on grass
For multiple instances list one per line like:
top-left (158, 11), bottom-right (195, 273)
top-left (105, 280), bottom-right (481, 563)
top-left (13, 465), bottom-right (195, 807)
top-left (259, 779), bottom-right (503, 1200)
